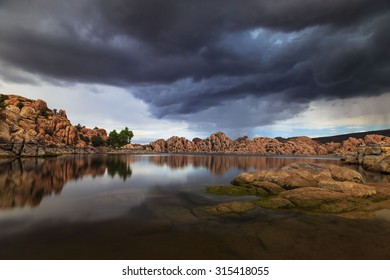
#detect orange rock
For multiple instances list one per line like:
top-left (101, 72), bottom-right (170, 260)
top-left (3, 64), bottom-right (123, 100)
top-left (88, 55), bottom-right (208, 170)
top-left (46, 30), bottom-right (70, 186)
top-left (0, 94), bottom-right (107, 150)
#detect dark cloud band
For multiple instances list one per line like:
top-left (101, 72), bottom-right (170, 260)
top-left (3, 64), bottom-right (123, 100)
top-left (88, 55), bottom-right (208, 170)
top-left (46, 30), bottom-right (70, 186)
top-left (0, 0), bottom-right (389, 133)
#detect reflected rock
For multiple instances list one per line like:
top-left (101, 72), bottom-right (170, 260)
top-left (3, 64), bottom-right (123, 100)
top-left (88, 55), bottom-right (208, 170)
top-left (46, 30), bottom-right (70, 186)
top-left (0, 155), bottom-right (133, 209)
top-left (148, 154), bottom-right (339, 175)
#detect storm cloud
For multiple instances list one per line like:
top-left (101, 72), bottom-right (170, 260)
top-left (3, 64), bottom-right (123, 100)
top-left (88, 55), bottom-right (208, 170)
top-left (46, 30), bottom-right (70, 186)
top-left (0, 0), bottom-right (389, 135)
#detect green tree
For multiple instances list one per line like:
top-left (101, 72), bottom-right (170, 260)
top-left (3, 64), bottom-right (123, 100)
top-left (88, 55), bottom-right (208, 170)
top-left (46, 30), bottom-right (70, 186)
top-left (119, 127), bottom-right (134, 145)
top-left (108, 129), bottom-right (119, 147)
top-left (91, 135), bottom-right (105, 147)
top-left (0, 94), bottom-right (9, 108)
top-left (108, 127), bottom-right (134, 147)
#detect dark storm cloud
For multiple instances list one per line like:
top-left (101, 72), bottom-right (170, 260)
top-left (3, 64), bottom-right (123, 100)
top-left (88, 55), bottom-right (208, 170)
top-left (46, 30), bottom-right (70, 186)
top-left (0, 0), bottom-right (390, 132)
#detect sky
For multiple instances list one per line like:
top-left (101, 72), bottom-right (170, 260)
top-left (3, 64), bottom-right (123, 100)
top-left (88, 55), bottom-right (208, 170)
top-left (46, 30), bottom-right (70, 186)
top-left (0, 0), bottom-right (389, 144)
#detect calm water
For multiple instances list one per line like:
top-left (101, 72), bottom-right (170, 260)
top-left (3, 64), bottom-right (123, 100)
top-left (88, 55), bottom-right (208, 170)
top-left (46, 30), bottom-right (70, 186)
top-left (1, 154), bottom-right (390, 259)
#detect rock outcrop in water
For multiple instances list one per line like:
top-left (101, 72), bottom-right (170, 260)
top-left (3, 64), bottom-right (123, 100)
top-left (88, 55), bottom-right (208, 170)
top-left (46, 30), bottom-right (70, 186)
top-left (342, 145), bottom-right (390, 173)
top-left (207, 162), bottom-right (390, 214)
top-left (0, 94), bottom-right (107, 157)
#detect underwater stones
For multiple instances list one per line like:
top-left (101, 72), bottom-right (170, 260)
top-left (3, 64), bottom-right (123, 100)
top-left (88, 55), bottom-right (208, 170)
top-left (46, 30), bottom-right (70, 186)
top-left (207, 185), bottom-right (266, 196)
top-left (255, 197), bottom-right (295, 209)
top-left (207, 201), bottom-right (256, 215)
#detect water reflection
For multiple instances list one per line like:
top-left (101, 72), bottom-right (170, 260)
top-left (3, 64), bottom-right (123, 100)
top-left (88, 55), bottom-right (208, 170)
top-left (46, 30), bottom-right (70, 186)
top-left (1, 154), bottom-right (390, 259)
top-left (148, 154), bottom-right (340, 175)
top-left (3, 154), bottom-right (385, 210)
top-left (106, 156), bottom-right (133, 181)
top-left (0, 155), bottom-right (132, 209)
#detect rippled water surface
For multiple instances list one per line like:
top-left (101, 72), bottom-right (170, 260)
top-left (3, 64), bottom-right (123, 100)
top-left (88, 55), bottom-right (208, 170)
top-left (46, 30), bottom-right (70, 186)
top-left (1, 154), bottom-right (390, 259)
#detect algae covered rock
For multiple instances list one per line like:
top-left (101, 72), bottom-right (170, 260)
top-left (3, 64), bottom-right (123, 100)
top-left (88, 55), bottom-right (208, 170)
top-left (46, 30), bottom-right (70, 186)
top-left (207, 185), bottom-right (264, 196)
top-left (255, 197), bottom-right (295, 209)
top-left (207, 201), bottom-right (256, 215)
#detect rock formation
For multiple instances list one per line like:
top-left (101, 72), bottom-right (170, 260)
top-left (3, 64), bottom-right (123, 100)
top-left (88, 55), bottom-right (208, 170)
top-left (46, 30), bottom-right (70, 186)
top-left (0, 94), bottom-right (107, 157)
top-left (342, 145), bottom-right (390, 173)
top-left (1, 94), bottom-right (390, 158)
top-left (146, 131), bottom-right (390, 156)
top-left (211, 162), bottom-right (390, 214)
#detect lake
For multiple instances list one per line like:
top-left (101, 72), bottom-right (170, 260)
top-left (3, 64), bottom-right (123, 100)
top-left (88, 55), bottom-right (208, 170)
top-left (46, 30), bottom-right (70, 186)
top-left (1, 154), bottom-right (390, 259)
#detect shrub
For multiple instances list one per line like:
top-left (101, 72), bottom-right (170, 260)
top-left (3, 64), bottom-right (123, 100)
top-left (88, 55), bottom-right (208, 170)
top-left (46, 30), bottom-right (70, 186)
top-left (40, 108), bottom-right (48, 118)
top-left (17, 102), bottom-right (24, 110)
top-left (45, 128), bottom-right (53, 136)
top-left (108, 127), bottom-right (134, 147)
top-left (0, 94), bottom-right (9, 108)
top-left (91, 135), bottom-right (105, 147)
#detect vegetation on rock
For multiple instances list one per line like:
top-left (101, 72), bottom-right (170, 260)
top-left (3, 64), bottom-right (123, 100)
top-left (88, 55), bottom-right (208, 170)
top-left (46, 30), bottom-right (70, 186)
top-left (108, 127), bottom-right (134, 147)
top-left (91, 135), bottom-right (105, 147)
top-left (0, 94), bottom-right (9, 108)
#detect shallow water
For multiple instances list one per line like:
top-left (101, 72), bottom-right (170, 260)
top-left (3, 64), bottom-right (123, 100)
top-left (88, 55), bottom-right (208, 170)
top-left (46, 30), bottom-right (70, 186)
top-left (1, 154), bottom-right (390, 259)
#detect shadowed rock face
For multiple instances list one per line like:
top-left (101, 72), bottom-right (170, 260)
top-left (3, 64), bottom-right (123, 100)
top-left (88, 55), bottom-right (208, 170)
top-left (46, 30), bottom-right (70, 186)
top-left (224, 162), bottom-right (390, 214)
top-left (342, 145), bottom-right (390, 173)
top-left (0, 94), bottom-right (107, 156)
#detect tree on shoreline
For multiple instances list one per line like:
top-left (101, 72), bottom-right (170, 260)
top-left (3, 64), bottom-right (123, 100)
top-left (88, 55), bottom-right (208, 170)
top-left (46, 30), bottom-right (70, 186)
top-left (108, 127), bottom-right (134, 147)
top-left (91, 135), bottom-right (105, 147)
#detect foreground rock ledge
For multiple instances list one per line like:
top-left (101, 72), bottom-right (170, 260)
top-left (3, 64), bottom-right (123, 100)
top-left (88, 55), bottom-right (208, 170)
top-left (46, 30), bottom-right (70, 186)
top-left (208, 162), bottom-right (390, 215)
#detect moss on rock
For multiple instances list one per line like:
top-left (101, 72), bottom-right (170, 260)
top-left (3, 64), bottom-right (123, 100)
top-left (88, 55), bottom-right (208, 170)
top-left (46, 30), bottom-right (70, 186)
top-left (207, 201), bottom-right (256, 215)
top-left (255, 197), bottom-right (295, 209)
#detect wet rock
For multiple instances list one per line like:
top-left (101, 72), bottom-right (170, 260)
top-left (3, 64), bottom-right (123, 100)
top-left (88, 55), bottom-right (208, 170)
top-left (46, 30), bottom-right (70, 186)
top-left (232, 162), bottom-right (365, 191)
top-left (281, 187), bottom-right (347, 208)
top-left (255, 197), bottom-right (295, 209)
top-left (207, 201), bottom-right (256, 215)
top-left (318, 180), bottom-right (376, 198)
top-left (251, 181), bottom-right (285, 195)
top-left (207, 185), bottom-right (263, 196)
top-left (226, 162), bottom-right (383, 214)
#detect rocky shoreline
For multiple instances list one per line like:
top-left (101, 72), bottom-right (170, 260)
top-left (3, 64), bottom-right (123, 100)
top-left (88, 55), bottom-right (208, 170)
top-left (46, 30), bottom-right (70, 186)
top-left (206, 162), bottom-right (390, 217)
top-left (2, 93), bottom-right (390, 219)
top-left (1, 94), bottom-right (390, 159)
top-left (342, 144), bottom-right (390, 173)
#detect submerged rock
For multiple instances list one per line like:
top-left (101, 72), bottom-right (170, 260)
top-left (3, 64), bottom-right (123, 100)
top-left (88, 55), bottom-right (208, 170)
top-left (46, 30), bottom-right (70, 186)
top-left (207, 201), bottom-right (256, 215)
top-left (207, 185), bottom-right (267, 196)
top-left (255, 197), bottom-right (295, 209)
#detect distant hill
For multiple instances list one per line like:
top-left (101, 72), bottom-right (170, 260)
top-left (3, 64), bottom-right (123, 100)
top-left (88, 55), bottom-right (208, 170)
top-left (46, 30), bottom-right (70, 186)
top-left (312, 129), bottom-right (390, 144)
